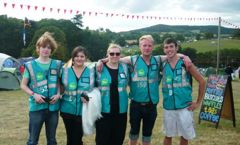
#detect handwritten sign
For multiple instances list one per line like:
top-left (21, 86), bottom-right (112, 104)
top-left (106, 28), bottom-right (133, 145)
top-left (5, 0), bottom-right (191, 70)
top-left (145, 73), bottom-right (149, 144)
top-left (199, 74), bottom-right (236, 128)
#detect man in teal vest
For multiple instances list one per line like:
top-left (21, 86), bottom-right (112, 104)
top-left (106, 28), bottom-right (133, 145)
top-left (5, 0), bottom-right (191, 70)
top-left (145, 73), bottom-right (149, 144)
top-left (97, 35), bottom-right (192, 145)
top-left (21, 32), bottom-right (62, 145)
top-left (161, 38), bottom-right (205, 145)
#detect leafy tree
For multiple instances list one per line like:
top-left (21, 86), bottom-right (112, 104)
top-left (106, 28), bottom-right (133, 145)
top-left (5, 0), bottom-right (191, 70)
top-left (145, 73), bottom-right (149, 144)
top-left (115, 36), bottom-right (126, 47)
top-left (181, 47), bottom-right (197, 62)
top-left (71, 14), bottom-right (83, 28)
top-left (151, 33), bottom-right (161, 44)
top-left (204, 32), bottom-right (214, 39)
top-left (232, 29), bottom-right (240, 39)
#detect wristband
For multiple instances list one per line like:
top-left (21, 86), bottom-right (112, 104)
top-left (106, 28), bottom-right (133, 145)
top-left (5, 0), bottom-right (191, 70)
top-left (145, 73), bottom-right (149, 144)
top-left (31, 92), bottom-right (35, 96)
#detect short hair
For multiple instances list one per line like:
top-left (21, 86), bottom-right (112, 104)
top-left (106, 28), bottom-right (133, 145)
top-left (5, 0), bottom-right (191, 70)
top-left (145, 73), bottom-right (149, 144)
top-left (163, 38), bottom-right (178, 47)
top-left (139, 35), bottom-right (154, 44)
top-left (35, 32), bottom-right (58, 54)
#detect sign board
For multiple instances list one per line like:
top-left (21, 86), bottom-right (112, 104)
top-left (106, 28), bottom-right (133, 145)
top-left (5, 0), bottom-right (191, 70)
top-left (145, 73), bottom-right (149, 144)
top-left (199, 75), bottom-right (236, 128)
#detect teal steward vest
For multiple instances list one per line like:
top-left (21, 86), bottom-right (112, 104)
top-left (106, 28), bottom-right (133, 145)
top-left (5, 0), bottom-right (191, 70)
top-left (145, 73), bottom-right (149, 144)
top-left (162, 58), bottom-right (192, 110)
top-left (60, 66), bottom-right (95, 116)
top-left (97, 63), bottom-right (129, 113)
top-left (25, 59), bottom-right (62, 111)
top-left (129, 55), bottom-right (161, 104)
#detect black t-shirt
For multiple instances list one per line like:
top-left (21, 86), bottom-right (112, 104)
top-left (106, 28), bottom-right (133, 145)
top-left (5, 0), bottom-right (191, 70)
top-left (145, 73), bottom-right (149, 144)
top-left (105, 64), bottom-right (119, 114)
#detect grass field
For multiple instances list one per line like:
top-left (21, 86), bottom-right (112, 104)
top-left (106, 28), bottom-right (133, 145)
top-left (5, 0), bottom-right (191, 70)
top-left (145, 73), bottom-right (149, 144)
top-left (181, 39), bottom-right (240, 53)
top-left (0, 79), bottom-right (240, 145)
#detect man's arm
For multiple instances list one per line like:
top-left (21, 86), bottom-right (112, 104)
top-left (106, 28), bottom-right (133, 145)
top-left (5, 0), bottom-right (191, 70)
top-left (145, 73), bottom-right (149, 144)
top-left (187, 64), bottom-right (206, 111)
top-left (96, 56), bottom-right (132, 72)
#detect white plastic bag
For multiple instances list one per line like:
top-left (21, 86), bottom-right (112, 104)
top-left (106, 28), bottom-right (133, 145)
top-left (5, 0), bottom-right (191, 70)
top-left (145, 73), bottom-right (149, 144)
top-left (82, 88), bottom-right (102, 135)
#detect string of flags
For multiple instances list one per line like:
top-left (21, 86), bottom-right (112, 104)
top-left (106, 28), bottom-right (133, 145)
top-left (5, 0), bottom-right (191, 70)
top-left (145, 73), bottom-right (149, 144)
top-left (2, 1), bottom-right (240, 29)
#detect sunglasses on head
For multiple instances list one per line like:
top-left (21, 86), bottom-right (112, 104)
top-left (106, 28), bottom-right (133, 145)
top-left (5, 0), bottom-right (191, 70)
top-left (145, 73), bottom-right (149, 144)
top-left (109, 52), bottom-right (120, 56)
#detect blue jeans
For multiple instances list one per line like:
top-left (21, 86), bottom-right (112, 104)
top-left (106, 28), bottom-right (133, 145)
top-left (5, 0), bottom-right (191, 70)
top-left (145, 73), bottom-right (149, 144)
top-left (27, 109), bottom-right (59, 145)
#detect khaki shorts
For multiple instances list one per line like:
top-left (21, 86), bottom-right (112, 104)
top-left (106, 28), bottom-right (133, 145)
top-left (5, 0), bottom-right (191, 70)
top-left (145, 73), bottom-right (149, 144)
top-left (162, 108), bottom-right (196, 140)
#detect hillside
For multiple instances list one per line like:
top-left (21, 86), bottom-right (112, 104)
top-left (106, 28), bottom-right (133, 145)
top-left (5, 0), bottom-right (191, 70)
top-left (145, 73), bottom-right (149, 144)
top-left (181, 39), bottom-right (240, 52)
top-left (121, 24), bottom-right (236, 35)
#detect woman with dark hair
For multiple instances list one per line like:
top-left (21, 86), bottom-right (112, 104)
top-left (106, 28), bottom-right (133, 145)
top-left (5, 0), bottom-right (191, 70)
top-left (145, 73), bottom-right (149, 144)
top-left (60, 46), bottom-right (95, 145)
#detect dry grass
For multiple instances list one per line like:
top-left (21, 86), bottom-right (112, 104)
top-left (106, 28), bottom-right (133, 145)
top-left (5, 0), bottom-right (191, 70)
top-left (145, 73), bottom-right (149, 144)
top-left (0, 79), bottom-right (239, 145)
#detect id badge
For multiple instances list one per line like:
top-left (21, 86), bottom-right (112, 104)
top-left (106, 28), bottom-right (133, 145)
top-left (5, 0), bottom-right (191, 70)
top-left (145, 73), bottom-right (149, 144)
top-left (169, 89), bottom-right (173, 96)
top-left (120, 73), bottom-right (126, 79)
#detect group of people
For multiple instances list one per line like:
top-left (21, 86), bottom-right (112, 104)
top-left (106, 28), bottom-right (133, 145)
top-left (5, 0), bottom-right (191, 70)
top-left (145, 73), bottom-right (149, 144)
top-left (21, 31), bottom-right (206, 145)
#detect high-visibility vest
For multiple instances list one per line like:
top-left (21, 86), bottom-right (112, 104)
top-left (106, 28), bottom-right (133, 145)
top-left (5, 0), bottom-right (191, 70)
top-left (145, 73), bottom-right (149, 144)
top-left (25, 59), bottom-right (62, 111)
top-left (60, 66), bottom-right (95, 116)
top-left (129, 55), bottom-right (162, 104)
top-left (162, 58), bottom-right (192, 110)
top-left (96, 63), bottom-right (129, 113)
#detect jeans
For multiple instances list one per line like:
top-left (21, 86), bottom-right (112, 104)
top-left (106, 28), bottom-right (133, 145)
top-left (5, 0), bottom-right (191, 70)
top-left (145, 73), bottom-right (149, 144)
top-left (27, 109), bottom-right (59, 145)
top-left (129, 101), bottom-right (157, 143)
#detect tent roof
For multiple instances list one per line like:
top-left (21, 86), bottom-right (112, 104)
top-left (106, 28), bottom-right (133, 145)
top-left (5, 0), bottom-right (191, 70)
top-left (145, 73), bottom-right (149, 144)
top-left (0, 53), bottom-right (20, 68)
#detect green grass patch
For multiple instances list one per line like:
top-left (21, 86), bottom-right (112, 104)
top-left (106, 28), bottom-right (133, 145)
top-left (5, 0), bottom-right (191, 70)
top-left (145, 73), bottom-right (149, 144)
top-left (181, 39), bottom-right (240, 53)
top-left (0, 79), bottom-right (240, 145)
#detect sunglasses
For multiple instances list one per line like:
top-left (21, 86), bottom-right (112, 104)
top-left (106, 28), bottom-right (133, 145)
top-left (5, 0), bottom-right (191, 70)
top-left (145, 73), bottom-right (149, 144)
top-left (109, 52), bottom-right (120, 56)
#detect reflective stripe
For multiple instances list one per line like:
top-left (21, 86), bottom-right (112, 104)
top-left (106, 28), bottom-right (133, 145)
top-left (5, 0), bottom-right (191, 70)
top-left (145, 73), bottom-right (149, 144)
top-left (89, 67), bottom-right (94, 89)
top-left (99, 86), bottom-right (109, 91)
top-left (65, 90), bottom-right (82, 96)
top-left (37, 80), bottom-right (47, 86)
top-left (162, 82), bottom-right (191, 88)
top-left (27, 63), bottom-right (37, 88)
top-left (153, 55), bottom-right (161, 67)
top-left (64, 68), bottom-right (68, 88)
top-left (118, 87), bottom-right (126, 92)
top-left (149, 78), bottom-right (159, 83)
top-left (49, 84), bottom-right (57, 88)
top-left (132, 77), bottom-right (147, 81)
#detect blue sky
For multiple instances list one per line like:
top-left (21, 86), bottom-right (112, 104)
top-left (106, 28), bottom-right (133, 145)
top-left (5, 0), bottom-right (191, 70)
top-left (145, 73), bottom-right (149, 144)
top-left (1, 0), bottom-right (240, 32)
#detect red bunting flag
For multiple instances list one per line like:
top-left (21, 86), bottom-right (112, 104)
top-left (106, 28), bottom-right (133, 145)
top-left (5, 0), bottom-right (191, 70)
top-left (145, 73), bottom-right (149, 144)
top-left (42, 7), bottom-right (45, 11)
top-left (95, 12), bottom-right (98, 16)
top-left (64, 9), bottom-right (67, 14)
top-left (4, 3), bottom-right (7, 7)
top-left (70, 10), bottom-right (72, 14)
top-left (12, 3), bottom-right (15, 8)
top-left (50, 8), bottom-right (53, 12)
top-left (76, 10), bottom-right (79, 14)
top-left (34, 6), bottom-right (38, 11)
top-left (57, 8), bottom-right (60, 13)
top-left (20, 4), bottom-right (23, 9)
top-left (27, 5), bottom-right (30, 10)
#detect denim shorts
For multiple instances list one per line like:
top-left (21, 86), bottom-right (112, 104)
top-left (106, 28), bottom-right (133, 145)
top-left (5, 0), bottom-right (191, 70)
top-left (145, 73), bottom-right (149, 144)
top-left (129, 100), bottom-right (157, 143)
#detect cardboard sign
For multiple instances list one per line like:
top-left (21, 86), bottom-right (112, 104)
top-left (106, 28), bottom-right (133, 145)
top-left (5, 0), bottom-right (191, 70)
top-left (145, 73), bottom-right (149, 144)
top-left (199, 75), bottom-right (236, 128)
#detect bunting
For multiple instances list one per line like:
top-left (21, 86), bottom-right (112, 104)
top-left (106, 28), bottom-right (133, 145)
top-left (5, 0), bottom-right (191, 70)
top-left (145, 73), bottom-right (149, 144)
top-left (2, 2), bottom-right (240, 29)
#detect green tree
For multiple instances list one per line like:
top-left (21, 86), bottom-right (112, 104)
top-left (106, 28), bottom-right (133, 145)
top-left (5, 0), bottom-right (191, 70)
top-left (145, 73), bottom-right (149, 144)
top-left (204, 32), bottom-right (214, 39)
top-left (71, 14), bottom-right (83, 28)
top-left (232, 29), bottom-right (240, 39)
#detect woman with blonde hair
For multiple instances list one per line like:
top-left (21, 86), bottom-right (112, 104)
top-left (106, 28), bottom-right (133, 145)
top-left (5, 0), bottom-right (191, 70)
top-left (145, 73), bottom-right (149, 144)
top-left (95, 43), bottom-right (129, 145)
